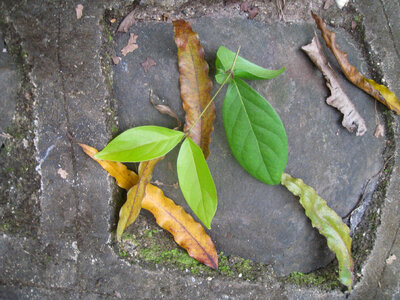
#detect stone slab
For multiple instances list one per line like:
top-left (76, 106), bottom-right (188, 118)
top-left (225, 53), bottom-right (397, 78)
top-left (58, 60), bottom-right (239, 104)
top-left (113, 17), bottom-right (385, 274)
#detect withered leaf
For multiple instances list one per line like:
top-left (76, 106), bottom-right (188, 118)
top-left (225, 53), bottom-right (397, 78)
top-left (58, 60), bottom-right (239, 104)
top-left (116, 157), bottom-right (163, 241)
top-left (149, 89), bottom-right (181, 129)
top-left (281, 173), bottom-right (353, 290)
top-left (142, 184), bottom-right (218, 269)
top-left (240, 0), bottom-right (249, 12)
top-left (374, 124), bottom-right (385, 138)
top-left (121, 33), bottom-right (138, 57)
top-left (247, 6), bottom-right (259, 19)
top-left (173, 20), bottom-right (215, 158)
top-left (118, 10), bottom-right (136, 33)
top-left (302, 34), bottom-right (367, 136)
top-left (80, 144), bottom-right (218, 268)
top-left (76, 4), bottom-right (83, 20)
top-left (141, 57), bottom-right (156, 72)
top-left (79, 143), bottom-right (138, 190)
top-left (112, 55), bottom-right (121, 65)
top-left (312, 12), bottom-right (400, 114)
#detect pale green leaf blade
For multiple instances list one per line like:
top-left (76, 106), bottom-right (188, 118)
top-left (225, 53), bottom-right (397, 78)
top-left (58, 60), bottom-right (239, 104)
top-left (281, 173), bottom-right (353, 290)
top-left (177, 138), bottom-right (217, 229)
top-left (215, 46), bottom-right (285, 84)
top-left (223, 78), bottom-right (288, 185)
top-left (95, 126), bottom-right (184, 162)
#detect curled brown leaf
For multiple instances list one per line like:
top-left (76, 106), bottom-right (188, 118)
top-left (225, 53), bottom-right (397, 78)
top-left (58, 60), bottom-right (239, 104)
top-left (302, 33), bottom-right (367, 136)
top-left (121, 33), bottom-right (138, 56)
top-left (312, 12), bottom-right (400, 114)
top-left (149, 89), bottom-right (181, 130)
top-left (118, 10), bottom-right (136, 33)
top-left (173, 20), bottom-right (215, 158)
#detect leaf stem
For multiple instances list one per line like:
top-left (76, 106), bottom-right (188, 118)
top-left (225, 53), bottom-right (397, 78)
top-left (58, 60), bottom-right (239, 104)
top-left (186, 46), bottom-right (241, 137)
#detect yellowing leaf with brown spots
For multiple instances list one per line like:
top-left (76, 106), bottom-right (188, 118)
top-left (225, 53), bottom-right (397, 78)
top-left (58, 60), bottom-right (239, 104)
top-left (173, 20), bottom-right (215, 158)
top-left (312, 12), bottom-right (400, 114)
top-left (80, 144), bottom-right (218, 268)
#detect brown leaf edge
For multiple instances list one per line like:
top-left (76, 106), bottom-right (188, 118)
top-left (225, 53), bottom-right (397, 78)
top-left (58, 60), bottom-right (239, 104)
top-left (173, 20), bottom-right (215, 158)
top-left (312, 11), bottom-right (400, 114)
top-left (116, 158), bottom-right (162, 241)
top-left (79, 143), bottom-right (218, 269)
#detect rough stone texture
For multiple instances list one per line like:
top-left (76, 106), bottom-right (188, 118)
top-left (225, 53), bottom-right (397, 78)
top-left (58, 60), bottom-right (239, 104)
top-left (0, 0), bottom-right (399, 298)
top-left (113, 18), bottom-right (384, 274)
top-left (0, 36), bottom-right (19, 144)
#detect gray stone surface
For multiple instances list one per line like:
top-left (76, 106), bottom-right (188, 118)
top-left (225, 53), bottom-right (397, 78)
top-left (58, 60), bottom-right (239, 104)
top-left (113, 18), bottom-right (384, 274)
top-left (0, 0), bottom-right (399, 298)
top-left (0, 36), bottom-right (19, 144)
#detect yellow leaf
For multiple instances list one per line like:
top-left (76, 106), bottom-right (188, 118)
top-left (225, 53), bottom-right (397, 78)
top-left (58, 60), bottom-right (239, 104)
top-left (116, 158), bottom-right (162, 241)
top-left (78, 143), bottom-right (138, 189)
top-left (312, 12), bottom-right (400, 114)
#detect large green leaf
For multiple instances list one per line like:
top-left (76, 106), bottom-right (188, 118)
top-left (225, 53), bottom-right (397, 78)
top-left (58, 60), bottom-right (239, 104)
top-left (281, 173), bottom-right (353, 290)
top-left (95, 126), bottom-right (184, 162)
top-left (177, 138), bottom-right (217, 229)
top-left (215, 46), bottom-right (285, 84)
top-left (223, 78), bottom-right (288, 185)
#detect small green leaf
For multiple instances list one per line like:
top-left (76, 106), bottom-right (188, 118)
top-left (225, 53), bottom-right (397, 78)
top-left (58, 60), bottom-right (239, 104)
top-left (223, 78), bottom-right (288, 185)
top-left (215, 46), bottom-right (285, 84)
top-left (281, 173), bottom-right (353, 290)
top-left (177, 138), bottom-right (217, 229)
top-left (95, 126), bottom-right (184, 162)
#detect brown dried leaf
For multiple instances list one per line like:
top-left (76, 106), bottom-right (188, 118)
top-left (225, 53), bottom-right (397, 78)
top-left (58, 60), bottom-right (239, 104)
top-left (121, 33), bottom-right (138, 56)
top-left (76, 4), bottom-right (83, 20)
top-left (116, 158), bottom-right (163, 241)
top-left (240, 1), bottom-right (249, 12)
top-left (302, 34), bottom-right (367, 136)
top-left (141, 57), bottom-right (156, 72)
top-left (80, 144), bottom-right (218, 268)
top-left (149, 90), bottom-right (181, 129)
top-left (173, 20), bottom-right (215, 158)
top-left (78, 143), bottom-right (138, 190)
top-left (142, 184), bottom-right (218, 269)
top-left (374, 124), bottom-right (385, 138)
top-left (112, 55), bottom-right (121, 65)
top-left (248, 6), bottom-right (259, 19)
top-left (312, 12), bottom-right (400, 114)
top-left (118, 10), bottom-right (136, 33)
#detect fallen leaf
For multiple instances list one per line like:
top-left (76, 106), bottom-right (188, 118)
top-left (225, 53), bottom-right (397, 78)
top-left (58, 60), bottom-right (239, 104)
top-left (118, 10), bottom-right (136, 33)
top-left (76, 4), bottom-right (83, 20)
top-left (149, 90), bottom-right (181, 129)
top-left (117, 157), bottom-right (163, 241)
top-left (351, 20), bottom-right (357, 30)
top-left (141, 57), bottom-right (156, 72)
top-left (302, 34), bottom-right (367, 136)
top-left (386, 254), bottom-right (396, 265)
top-left (142, 184), bottom-right (218, 269)
top-left (374, 124), bottom-right (385, 138)
top-left (121, 33), bottom-right (138, 57)
top-left (247, 6), bottom-right (259, 19)
top-left (173, 20), bottom-right (215, 158)
top-left (112, 55), bottom-right (121, 65)
top-left (79, 143), bottom-right (138, 190)
top-left (240, 1), bottom-right (249, 12)
top-left (57, 168), bottom-right (68, 179)
top-left (312, 12), bottom-right (400, 114)
top-left (281, 173), bottom-right (353, 290)
top-left (81, 144), bottom-right (218, 268)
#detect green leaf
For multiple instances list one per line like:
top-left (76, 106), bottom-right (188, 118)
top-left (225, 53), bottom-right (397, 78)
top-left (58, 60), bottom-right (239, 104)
top-left (215, 46), bottom-right (285, 84)
top-left (177, 138), bottom-right (217, 229)
top-left (95, 126), bottom-right (184, 162)
top-left (223, 78), bottom-right (288, 185)
top-left (281, 173), bottom-right (353, 290)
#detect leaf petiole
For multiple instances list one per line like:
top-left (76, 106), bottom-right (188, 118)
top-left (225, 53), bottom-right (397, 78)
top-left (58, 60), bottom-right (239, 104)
top-left (185, 46), bottom-right (241, 137)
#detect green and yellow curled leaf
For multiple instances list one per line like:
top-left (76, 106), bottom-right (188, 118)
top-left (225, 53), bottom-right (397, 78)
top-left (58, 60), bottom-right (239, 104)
top-left (281, 173), bottom-right (353, 290)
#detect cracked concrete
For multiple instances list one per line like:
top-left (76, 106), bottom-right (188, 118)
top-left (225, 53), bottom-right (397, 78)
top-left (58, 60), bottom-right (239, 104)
top-left (0, 0), bottom-right (399, 299)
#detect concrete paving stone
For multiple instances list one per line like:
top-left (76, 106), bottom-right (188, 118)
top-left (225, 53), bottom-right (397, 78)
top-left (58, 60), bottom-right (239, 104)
top-left (0, 0), bottom-right (399, 298)
top-left (113, 17), bottom-right (385, 274)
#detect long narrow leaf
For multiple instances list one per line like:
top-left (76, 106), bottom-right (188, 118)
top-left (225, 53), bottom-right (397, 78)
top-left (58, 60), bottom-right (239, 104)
top-left (223, 78), bottom-right (288, 185)
top-left (173, 20), bottom-right (215, 158)
top-left (281, 172), bottom-right (353, 290)
top-left (94, 126), bottom-right (184, 162)
top-left (177, 138), bottom-right (217, 229)
top-left (116, 158), bottom-right (163, 241)
top-left (215, 46), bottom-right (285, 84)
